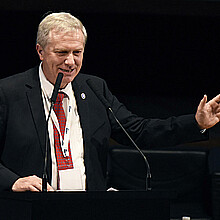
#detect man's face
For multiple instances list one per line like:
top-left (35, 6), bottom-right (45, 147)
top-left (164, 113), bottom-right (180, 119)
top-left (36, 29), bottom-right (85, 88)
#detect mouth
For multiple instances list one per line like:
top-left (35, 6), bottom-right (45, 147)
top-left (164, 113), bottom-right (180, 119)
top-left (59, 68), bottom-right (75, 73)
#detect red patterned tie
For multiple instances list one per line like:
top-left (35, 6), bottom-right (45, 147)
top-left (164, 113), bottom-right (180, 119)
top-left (53, 92), bottom-right (73, 177)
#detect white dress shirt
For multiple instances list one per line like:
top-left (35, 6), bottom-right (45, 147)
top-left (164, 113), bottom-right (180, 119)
top-left (39, 64), bottom-right (86, 190)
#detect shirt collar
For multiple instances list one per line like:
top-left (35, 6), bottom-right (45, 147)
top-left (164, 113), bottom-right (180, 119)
top-left (39, 63), bottom-right (73, 101)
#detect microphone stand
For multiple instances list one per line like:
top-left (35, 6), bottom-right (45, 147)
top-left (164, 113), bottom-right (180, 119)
top-left (108, 108), bottom-right (151, 191)
top-left (42, 72), bottom-right (63, 192)
top-left (42, 103), bottom-right (54, 192)
top-left (86, 79), bottom-right (152, 191)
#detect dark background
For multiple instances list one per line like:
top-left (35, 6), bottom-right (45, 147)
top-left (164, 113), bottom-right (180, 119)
top-left (1, 1), bottom-right (220, 100)
top-left (1, 0), bottom-right (220, 170)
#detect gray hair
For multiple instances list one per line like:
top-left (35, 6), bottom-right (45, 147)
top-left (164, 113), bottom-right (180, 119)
top-left (37, 12), bottom-right (87, 48)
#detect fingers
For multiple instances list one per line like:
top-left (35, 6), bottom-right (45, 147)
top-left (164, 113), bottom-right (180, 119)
top-left (198, 94), bottom-right (207, 110)
top-left (199, 94), bottom-right (220, 111)
top-left (47, 183), bottom-right (55, 192)
top-left (212, 94), bottom-right (220, 104)
top-left (12, 175), bottom-right (41, 192)
top-left (208, 94), bottom-right (220, 107)
top-left (12, 175), bottom-right (53, 192)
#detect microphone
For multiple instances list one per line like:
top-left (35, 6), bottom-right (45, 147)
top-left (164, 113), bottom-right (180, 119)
top-left (42, 72), bottom-right (64, 192)
top-left (86, 79), bottom-right (152, 191)
top-left (51, 73), bottom-right (64, 104)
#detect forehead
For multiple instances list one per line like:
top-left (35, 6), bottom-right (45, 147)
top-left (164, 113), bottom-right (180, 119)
top-left (47, 29), bottom-right (85, 48)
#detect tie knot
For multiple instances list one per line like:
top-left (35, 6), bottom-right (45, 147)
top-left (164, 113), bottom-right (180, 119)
top-left (56, 92), bottom-right (65, 103)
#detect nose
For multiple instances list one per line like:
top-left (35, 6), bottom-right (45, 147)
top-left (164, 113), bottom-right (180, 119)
top-left (65, 53), bottom-right (75, 66)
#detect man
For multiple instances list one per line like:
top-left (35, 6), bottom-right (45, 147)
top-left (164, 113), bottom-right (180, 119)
top-left (0, 12), bottom-right (220, 192)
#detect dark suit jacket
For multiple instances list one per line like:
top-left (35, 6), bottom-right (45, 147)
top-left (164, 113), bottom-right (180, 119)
top-left (0, 67), bottom-right (207, 191)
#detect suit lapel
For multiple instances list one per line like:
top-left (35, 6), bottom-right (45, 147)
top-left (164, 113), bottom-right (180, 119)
top-left (72, 76), bottom-right (91, 144)
top-left (25, 67), bottom-right (46, 156)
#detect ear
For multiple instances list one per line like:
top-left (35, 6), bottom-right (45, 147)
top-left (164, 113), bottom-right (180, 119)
top-left (36, 44), bottom-right (44, 61)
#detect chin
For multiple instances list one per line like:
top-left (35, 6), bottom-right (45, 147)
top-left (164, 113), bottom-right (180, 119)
top-left (63, 76), bottom-right (74, 85)
top-left (69, 73), bottom-right (78, 81)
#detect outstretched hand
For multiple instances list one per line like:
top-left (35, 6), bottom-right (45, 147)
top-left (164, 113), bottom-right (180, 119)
top-left (195, 94), bottom-right (220, 129)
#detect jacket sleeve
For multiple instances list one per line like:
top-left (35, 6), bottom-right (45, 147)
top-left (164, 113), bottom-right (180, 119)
top-left (0, 87), bottom-right (20, 191)
top-left (99, 79), bottom-right (208, 149)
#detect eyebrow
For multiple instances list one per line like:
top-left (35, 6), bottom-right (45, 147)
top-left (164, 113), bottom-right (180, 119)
top-left (54, 47), bottom-right (84, 52)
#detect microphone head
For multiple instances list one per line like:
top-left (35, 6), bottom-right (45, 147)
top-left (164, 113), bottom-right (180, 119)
top-left (56, 72), bottom-right (64, 85)
top-left (51, 72), bottom-right (64, 104)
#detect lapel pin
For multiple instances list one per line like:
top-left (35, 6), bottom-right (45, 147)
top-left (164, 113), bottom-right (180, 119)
top-left (81, 93), bottom-right (86, 100)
